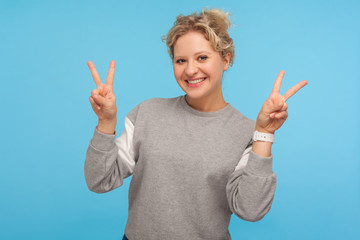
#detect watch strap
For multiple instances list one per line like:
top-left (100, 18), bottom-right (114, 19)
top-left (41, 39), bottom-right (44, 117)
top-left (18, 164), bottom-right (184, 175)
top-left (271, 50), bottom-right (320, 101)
top-left (253, 130), bottom-right (275, 143)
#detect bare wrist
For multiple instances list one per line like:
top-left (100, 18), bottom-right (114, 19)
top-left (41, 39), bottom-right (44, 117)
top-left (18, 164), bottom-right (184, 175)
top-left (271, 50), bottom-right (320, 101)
top-left (97, 118), bottom-right (117, 135)
top-left (255, 126), bottom-right (275, 134)
top-left (252, 140), bottom-right (272, 157)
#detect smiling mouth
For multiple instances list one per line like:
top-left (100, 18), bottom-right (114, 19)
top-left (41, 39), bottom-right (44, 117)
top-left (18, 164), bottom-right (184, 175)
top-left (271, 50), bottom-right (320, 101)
top-left (186, 77), bottom-right (206, 84)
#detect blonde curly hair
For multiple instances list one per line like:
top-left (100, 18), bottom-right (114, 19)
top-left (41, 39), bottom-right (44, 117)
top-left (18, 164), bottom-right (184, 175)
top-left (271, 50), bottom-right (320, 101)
top-left (162, 8), bottom-right (235, 66)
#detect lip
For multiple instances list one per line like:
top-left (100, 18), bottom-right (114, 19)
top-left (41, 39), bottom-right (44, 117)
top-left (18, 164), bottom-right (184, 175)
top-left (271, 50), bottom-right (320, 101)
top-left (185, 77), bottom-right (207, 88)
top-left (187, 77), bottom-right (206, 81)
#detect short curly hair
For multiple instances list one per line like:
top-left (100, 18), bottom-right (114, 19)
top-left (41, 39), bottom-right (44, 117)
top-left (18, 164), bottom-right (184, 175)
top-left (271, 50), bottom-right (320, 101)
top-left (162, 8), bottom-right (235, 66)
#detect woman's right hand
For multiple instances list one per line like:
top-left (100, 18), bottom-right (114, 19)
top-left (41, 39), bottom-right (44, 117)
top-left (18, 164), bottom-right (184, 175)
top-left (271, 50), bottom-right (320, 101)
top-left (88, 60), bottom-right (117, 134)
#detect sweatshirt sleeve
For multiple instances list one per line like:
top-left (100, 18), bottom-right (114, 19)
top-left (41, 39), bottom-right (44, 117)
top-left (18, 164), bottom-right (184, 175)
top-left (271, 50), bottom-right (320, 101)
top-left (226, 140), bottom-right (277, 222)
top-left (84, 103), bottom-right (140, 193)
top-left (84, 117), bottom-right (136, 193)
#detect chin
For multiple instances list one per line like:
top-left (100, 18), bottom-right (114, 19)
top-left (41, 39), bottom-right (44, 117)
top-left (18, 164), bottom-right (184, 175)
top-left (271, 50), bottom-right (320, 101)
top-left (184, 90), bottom-right (212, 101)
top-left (179, 83), bottom-right (210, 100)
top-left (185, 91), bottom-right (204, 99)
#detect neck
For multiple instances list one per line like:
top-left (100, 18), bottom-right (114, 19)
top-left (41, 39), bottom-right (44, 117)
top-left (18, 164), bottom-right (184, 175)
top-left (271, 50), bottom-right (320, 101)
top-left (185, 90), bottom-right (227, 112)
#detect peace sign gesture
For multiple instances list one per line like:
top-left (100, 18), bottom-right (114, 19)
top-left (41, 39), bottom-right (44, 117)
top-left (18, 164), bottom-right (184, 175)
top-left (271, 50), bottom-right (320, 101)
top-left (255, 70), bottom-right (308, 134)
top-left (88, 60), bottom-right (117, 122)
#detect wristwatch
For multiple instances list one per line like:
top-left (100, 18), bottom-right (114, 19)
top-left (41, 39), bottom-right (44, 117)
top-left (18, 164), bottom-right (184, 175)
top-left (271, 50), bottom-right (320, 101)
top-left (253, 130), bottom-right (275, 143)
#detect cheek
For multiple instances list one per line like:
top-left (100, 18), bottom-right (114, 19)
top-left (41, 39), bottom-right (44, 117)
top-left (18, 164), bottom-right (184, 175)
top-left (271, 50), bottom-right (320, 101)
top-left (213, 61), bottom-right (225, 79)
top-left (206, 63), bottom-right (223, 80)
top-left (173, 65), bottom-right (182, 81)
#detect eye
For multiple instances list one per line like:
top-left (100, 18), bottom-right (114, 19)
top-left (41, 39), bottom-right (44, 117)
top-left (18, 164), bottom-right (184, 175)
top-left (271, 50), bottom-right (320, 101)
top-left (175, 59), bottom-right (186, 64)
top-left (198, 55), bottom-right (208, 61)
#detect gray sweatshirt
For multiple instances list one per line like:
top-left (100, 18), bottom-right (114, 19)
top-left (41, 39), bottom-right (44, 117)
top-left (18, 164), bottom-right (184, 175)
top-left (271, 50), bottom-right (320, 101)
top-left (84, 95), bottom-right (277, 240)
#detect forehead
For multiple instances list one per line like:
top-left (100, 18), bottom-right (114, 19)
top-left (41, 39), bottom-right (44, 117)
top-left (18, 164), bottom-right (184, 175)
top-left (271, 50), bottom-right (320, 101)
top-left (173, 31), bottom-right (216, 57)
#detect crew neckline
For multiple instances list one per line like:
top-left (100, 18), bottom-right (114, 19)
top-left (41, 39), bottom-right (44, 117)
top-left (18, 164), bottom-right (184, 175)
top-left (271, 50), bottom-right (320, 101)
top-left (180, 94), bottom-right (233, 117)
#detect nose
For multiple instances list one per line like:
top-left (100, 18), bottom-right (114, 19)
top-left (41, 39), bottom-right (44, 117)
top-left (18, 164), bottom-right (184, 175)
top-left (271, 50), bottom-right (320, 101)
top-left (185, 60), bottom-right (198, 77)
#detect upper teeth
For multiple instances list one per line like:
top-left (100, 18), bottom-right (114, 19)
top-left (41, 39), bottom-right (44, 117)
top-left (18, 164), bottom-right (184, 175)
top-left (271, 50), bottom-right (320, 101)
top-left (188, 78), bottom-right (205, 84)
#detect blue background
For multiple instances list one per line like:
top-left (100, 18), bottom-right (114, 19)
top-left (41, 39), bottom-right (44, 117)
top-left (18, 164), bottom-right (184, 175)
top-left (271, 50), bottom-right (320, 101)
top-left (1, 0), bottom-right (359, 239)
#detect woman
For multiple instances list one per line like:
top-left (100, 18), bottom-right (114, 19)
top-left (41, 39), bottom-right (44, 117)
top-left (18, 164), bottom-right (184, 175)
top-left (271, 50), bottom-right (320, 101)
top-left (84, 8), bottom-right (307, 240)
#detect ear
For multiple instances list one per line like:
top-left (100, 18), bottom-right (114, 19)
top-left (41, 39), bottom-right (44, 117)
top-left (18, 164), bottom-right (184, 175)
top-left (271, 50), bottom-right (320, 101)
top-left (223, 52), bottom-right (231, 71)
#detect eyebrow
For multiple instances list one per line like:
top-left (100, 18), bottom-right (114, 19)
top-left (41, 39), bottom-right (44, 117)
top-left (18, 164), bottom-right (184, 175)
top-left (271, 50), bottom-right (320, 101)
top-left (174, 51), bottom-right (213, 58)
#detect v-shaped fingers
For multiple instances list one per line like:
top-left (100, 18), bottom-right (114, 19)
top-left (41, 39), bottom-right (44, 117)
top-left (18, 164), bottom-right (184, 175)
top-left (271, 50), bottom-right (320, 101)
top-left (271, 70), bottom-right (285, 94)
top-left (106, 60), bottom-right (115, 86)
top-left (283, 80), bottom-right (308, 101)
top-left (87, 61), bottom-right (102, 88)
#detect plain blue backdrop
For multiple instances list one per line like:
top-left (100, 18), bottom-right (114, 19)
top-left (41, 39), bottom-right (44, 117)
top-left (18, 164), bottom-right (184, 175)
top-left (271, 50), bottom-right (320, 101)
top-left (1, 0), bottom-right (359, 239)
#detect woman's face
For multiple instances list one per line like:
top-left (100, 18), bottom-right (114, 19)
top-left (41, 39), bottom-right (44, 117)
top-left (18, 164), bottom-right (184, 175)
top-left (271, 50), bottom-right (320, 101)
top-left (173, 31), bottom-right (230, 100)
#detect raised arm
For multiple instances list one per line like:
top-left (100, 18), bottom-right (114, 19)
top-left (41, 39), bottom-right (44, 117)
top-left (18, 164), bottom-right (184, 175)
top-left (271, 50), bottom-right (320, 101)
top-left (84, 60), bottom-right (136, 193)
top-left (227, 70), bottom-right (308, 221)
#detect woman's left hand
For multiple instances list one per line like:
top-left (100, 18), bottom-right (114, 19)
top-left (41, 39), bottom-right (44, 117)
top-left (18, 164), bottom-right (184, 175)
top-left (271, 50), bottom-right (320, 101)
top-left (255, 70), bottom-right (308, 134)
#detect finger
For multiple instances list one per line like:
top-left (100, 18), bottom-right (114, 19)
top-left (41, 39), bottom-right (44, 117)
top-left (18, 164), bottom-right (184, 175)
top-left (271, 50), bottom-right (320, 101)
top-left (275, 111), bottom-right (288, 119)
top-left (283, 80), bottom-right (308, 101)
top-left (264, 98), bottom-right (282, 114)
top-left (106, 60), bottom-right (115, 86)
top-left (271, 70), bottom-right (285, 94)
top-left (91, 89), bottom-right (99, 96)
top-left (87, 61), bottom-right (103, 88)
top-left (89, 96), bottom-right (101, 111)
top-left (270, 97), bottom-right (286, 112)
top-left (91, 92), bottom-right (107, 106)
top-left (280, 102), bottom-right (288, 111)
